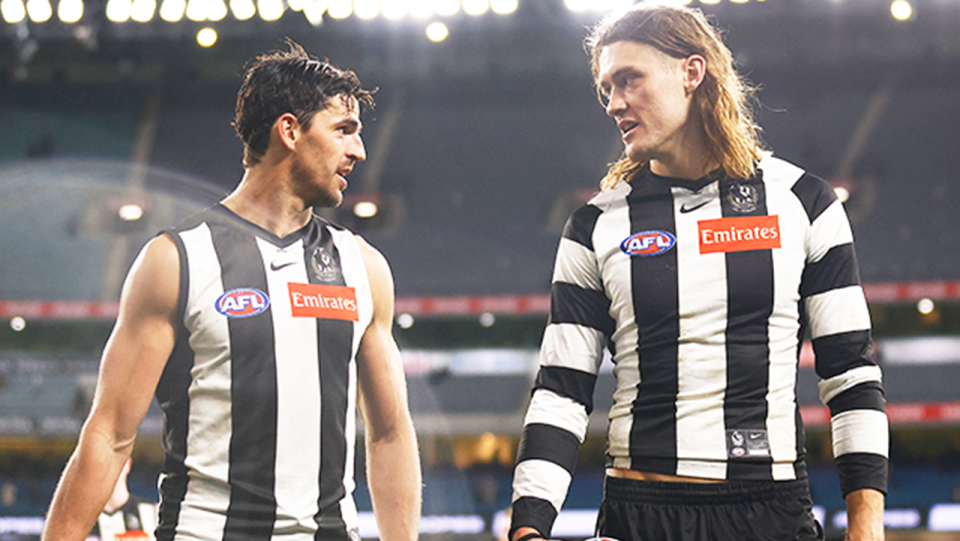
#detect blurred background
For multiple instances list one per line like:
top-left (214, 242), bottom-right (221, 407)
top-left (1, 0), bottom-right (959, 539)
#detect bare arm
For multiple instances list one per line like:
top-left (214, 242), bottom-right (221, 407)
top-left (845, 488), bottom-right (885, 541)
top-left (42, 235), bottom-right (180, 541)
top-left (355, 237), bottom-right (421, 541)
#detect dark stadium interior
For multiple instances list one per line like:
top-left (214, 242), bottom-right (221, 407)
top-left (1, 0), bottom-right (960, 539)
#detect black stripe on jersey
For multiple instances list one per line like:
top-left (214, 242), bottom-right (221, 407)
top-left (155, 331), bottom-right (194, 541)
top-left (211, 223), bottom-right (279, 540)
top-left (562, 204), bottom-right (602, 250)
top-left (510, 497), bottom-right (558, 540)
top-left (813, 330), bottom-right (874, 379)
top-left (535, 366), bottom-right (598, 414)
top-left (790, 173), bottom-right (837, 223)
top-left (626, 173), bottom-right (679, 470)
top-left (720, 175), bottom-right (774, 477)
top-left (305, 222), bottom-right (353, 535)
top-left (826, 381), bottom-right (886, 415)
top-left (517, 423), bottom-right (581, 475)
top-left (800, 243), bottom-right (861, 298)
top-left (836, 452), bottom-right (888, 496)
top-left (550, 282), bottom-right (615, 337)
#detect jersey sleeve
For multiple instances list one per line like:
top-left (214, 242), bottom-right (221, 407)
top-left (510, 204), bottom-right (613, 538)
top-left (794, 173), bottom-right (889, 497)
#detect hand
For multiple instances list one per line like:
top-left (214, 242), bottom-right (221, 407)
top-left (512, 527), bottom-right (547, 541)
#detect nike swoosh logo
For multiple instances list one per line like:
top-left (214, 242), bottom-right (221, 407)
top-left (270, 261), bottom-right (296, 271)
top-left (679, 200), bottom-right (710, 213)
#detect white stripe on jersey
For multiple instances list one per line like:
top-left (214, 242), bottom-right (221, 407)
top-left (672, 185), bottom-right (728, 467)
top-left (818, 365), bottom-right (883, 405)
top-left (330, 227), bottom-right (370, 537)
top-left (765, 178), bottom-right (808, 470)
top-left (831, 410), bottom-right (890, 457)
top-left (511, 459), bottom-right (573, 511)
top-left (805, 286), bottom-right (872, 339)
top-left (552, 238), bottom-right (603, 290)
top-left (524, 389), bottom-right (590, 442)
top-left (589, 191), bottom-right (640, 463)
top-left (540, 324), bottom-right (606, 374)
top-left (177, 223), bottom-right (231, 540)
top-left (806, 201), bottom-right (855, 263)
top-left (257, 237), bottom-right (323, 533)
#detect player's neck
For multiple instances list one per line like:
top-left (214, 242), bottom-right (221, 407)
top-left (223, 170), bottom-right (313, 239)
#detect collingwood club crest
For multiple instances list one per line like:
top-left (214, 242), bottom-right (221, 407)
top-left (727, 183), bottom-right (759, 213)
top-left (311, 246), bottom-right (340, 282)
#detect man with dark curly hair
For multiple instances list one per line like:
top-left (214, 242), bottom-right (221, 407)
top-left (43, 42), bottom-right (421, 541)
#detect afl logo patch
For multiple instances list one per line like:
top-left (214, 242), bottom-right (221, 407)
top-left (215, 288), bottom-right (270, 318)
top-left (620, 230), bottom-right (676, 257)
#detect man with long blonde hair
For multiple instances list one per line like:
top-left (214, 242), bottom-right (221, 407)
top-left (509, 4), bottom-right (886, 540)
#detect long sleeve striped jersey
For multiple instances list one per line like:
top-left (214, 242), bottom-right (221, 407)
top-left (510, 156), bottom-right (888, 537)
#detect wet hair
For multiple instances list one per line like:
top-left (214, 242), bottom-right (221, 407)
top-left (234, 39), bottom-right (375, 168)
top-left (585, 3), bottom-right (765, 189)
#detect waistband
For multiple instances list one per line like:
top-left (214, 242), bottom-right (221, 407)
top-left (603, 475), bottom-right (812, 506)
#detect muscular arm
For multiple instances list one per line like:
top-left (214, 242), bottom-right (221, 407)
top-left (845, 489), bottom-right (885, 541)
top-left (42, 235), bottom-right (180, 541)
top-left (355, 237), bottom-right (421, 541)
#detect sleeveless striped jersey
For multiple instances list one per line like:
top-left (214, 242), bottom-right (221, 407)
top-left (156, 205), bottom-right (373, 541)
top-left (511, 156), bottom-right (888, 536)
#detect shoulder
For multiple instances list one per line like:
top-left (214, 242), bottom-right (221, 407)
top-left (140, 233), bottom-right (181, 271)
top-left (354, 235), bottom-right (393, 284)
top-left (760, 156), bottom-right (838, 222)
top-left (758, 155), bottom-right (807, 184)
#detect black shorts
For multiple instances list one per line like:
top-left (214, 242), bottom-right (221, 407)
top-left (596, 476), bottom-right (824, 541)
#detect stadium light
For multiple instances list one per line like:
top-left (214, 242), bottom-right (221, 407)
top-left (353, 200), bottom-right (379, 218)
top-left (435, 0), bottom-right (458, 16)
top-left (397, 313), bottom-right (415, 329)
top-left (105, 0), bottom-right (131, 22)
top-left (159, 0), bottom-right (185, 21)
top-left (257, 0), bottom-right (283, 20)
top-left (229, 0), bottom-right (253, 18)
top-left (57, 0), bottom-right (82, 22)
top-left (26, 0), bottom-right (52, 22)
top-left (186, 0), bottom-right (204, 20)
top-left (381, 0), bottom-right (406, 20)
top-left (208, 0), bottom-right (227, 19)
top-left (353, 0), bottom-right (377, 18)
top-left (130, 0), bottom-right (155, 21)
top-left (2, 0), bottom-right (27, 21)
top-left (891, 0), bottom-right (912, 20)
top-left (1, 0), bottom-right (26, 22)
top-left (10, 317), bottom-right (26, 332)
top-left (326, 0), bottom-right (350, 18)
top-left (426, 20), bottom-right (448, 41)
top-left (490, 0), bottom-right (516, 15)
top-left (462, 0), bottom-right (487, 16)
top-left (410, 1), bottom-right (435, 19)
top-left (197, 26), bottom-right (217, 46)
top-left (302, 0), bottom-right (325, 24)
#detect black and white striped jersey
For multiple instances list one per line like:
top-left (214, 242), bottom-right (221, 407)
top-left (156, 205), bottom-right (373, 541)
top-left (95, 495), bottom-right (157, 541)
top-left (511, 156), bottom-right (888, 537)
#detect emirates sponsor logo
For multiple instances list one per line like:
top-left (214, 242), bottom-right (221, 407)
top-left (698, 215), bottom-right (781, 254)
top-left (288, 283), bottom-right (358, 321)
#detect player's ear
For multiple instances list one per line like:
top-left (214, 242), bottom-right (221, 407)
top-left (682, 54), bottom-right (707, 95)
top-left (274, 112), bottom-right (301, 151)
